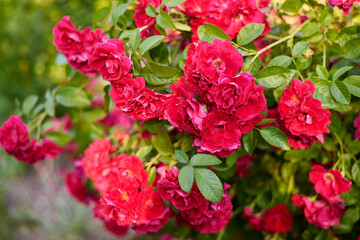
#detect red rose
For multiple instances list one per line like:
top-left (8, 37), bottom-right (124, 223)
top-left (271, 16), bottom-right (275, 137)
top-left (291, 194), bottom-right (345, 229)
top-left (98, 199), bottom-right (135, 227)
top-left (65, 171), bottom-right (95, 205)
top-left (194, 110), bottom-right (242, 157)
top-left (102, 178), bottom-right (140, 209)
top-left (278, 79), bottom-right (331, 143)
top-left (261, 204), bottom-right (293, 234)
top-left (157, 167), bottom-right (209, 211)
top-left (235, 155), bottom-right (254, 177)
top-left (89, 39), bottom-right (132, 81)
top-left (93, 203), bottom-right (128, 236)
top-left (184, 39), bottom-right (243, 104)
top-left (134, 186), bottom-right (166, 221)
top-left (329, 0), bottom-right (358, 15)
top-left (309, 165), bottom-right (352, 201)
top-left (132, 207), bottom-right (171, 233)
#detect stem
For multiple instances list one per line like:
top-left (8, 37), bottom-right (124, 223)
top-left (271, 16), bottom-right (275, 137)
top-left (217, 229), bottom-right (225, 240)
top-left (289, 40), bottom-right (305, 81)
top-left (146, 154), bottom-right (161, 171)
top-left (247, 20), bottom-right (310, 67)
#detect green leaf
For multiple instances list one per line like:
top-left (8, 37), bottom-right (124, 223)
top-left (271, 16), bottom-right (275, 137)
top-left (236, 23), bottom-right (265, 46)
top-left (144, 120), bottom-right (164, 132)
top-left (342, 207), bottom-right (360, 225)
top-left (256, 66), bottom-right (293, 88)
top-left (296, 56), bottom-right (312, 70)
top-left (45, 90), bottom-right (55, 117)
top-left (242, 130), bottom-right (256, 154)
top-left (112, 3), bottom-right (128, 25)
top-left (147, 166), bottom-right (157, 185)
top-left (146, 61), bottom-right (181, 78)
top-left (178, 165), bottom-right (194, 193)
top-left (268, 55), bottom-right (292, 67)
top-left (151, 130), bottom-right (173, 156)
top-left (302, 22), bottom-right (321, 37)
top-left (316, 65), bottom-right (329, 79)
top-left (93, 7), bottom-right (111, 26)
top-left (282, 0), bottom-right (303, 12)
top-left (174, 22), bottom-right (191, 31)
top-left (198, 23), bottom-right (231, 43)
top-left (145, 3), bottom-right (157, 17)
top-left (156, 10), bottom-right (175, 29)
top-left (352, 162), bottom-right (360, 187)
top-left (130, 28), bottom-right (141, 50)
top-left (136, 145), bottom-right (153, 159)
top-left (190, 154), bottom-right (222, 166)
top-left (332, 66), bottom-right (353, 81)
top-left (138, 35), bottom-right (164, 55)
top-left (330, 81), bottom-right (351, 104)
top-left (175, 150), bottom-right (189, 164)
top-left (22, 95), bottom-right (38, 115)
top-left (260, 127), bottom-right (290, 150)
top-left (104, 85), bottom-right (111, 113)
top-left (55, 86), bottom-right (90, 107)
top-left (292, 41), bottom-right (310, 58)
top-left (226, 152), bottom-right (238, 167)
top-left (281, 162), bottom-right (297, 178)
top-left (342, 38), bottom-right (360, 60)
top-left (142, 74), bottom-right (169, 86)
top-left (328, 110), bottom-right (341, 132)
top-left (194, 167), bottom-right (223, 203)
top-left (83, 108), bottom-right (106, 122)
top-left (163, 0), bottom-right (186, 7)
top-left (343, 75), bottom-right (360, 97)
top-left (45, 131), bottom-right (71, 146)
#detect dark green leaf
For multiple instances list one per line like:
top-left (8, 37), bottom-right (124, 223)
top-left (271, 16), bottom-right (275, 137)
top-left (146, 61), bottom-right (181, 78)
top-left (316, 65), bottom-right (329, 79)
top-left (190, 154), bottom-right (222, 166)
top-left (156, 10), bottom-right (175, 29)
top-left (178, 165), bottom-right (194, 193)
top-left (341, 207), bottom-right (360, 225)
top-left (55, 86), bottom-right (90, 107)
top-left (144, 120), bottom-right (164, 132)
top-left (104, 85), bottom-right (111, 113)
top-left (226, 152), bottom-right (238, 167)
top-left (343, 75), bottom-right (360, 97)
top-left (333, 66), bottom-right (353, 81)
top-left (138, 35), bottom-right (164, 55)
top-left (198, 23), bottom-right (231, 43)
top-left (260, 127), bottom-right (290, 150)
top-left (268, 55), bottom-right (292, 67)
top-left (236, 23), bottom-right (265, 46)
top-left (175, 150), bottom-right (189, 164)
top-left (112, 3), bottom-right (128, 25)
top-left (292, 41), bottom-right (310, 58)
top-left (342, 38), bottom-right (360, 60)
top-left (45, 131), bottom-right (71, 146)
top-left (145, 3), bottom-right (157, 17)
top-left (22, 95), bottom-right (38, 115)
top-left (242, 130), bottom-right (256, 154)
top-left (130, 29), bottom-right (141, 50)
top-left (256, 66), bottom-right (293, 88)
top-left (282, 0), bottom-right (303, 12)
top-left (194, 167), bottom-right (223, 203)
top-left (330, 81), bottom-right (351, 104)
top-left (281, 162), bottom-right (297, 178)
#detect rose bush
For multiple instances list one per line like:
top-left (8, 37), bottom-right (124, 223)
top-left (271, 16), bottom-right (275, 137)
top-left (2, 0), bottom-right (360, 239)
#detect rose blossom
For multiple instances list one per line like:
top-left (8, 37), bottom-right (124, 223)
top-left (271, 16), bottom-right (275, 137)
top-left (65, 171), bottom-right (96, 204)
top-left (291, 194), bottom-right (345, 229)
top-left (235, 155), bottom-right (254, 177)
top-left (157, 167), bottom-right (209, 212)
top-left (328, 0), bottom-right (360, 15)
top-left (132, 207), bottom-right (171, 233)
top-left (309, 164), bottom-right (352, 201)
top-left (278, 79), bottom-right (331, 143)
top-left (93, 203), bottom-right (128, 236)
top-left (261, 204), bottom-right (293, 234)
top-left (89, 38), bottom-right (132, 81)
top-left (194, 110), bottom-right (243, 157)
top-left (134, 0), bottom-right (164, 39)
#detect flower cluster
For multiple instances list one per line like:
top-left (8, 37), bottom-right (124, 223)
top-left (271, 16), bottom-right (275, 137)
top-left (165, 39), bottom-right (266, 157)
top-left (0, 115), bottom-right (60, 164)
top-left (157, 167), bottom-right (233, 233)
top-left (244, 204), bottom-right (293, 234)
top-left (292, 164), bottom-right (352, 229)
top-left (328, 0), bottom-right (360, 15)
top-left (181, 0), bottom-right (270, 41)
top-left (81, 138), bottom-right (170, 233)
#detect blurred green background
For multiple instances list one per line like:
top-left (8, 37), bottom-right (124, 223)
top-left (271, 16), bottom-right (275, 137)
top-left (0, 0), bottom-right (121, 239)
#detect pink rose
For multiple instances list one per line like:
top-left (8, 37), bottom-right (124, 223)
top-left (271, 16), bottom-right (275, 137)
top-left (278, 79), bottom-right (331, 143)
top-left (89, 39), bottom-right (132, 81)
top-left (328, 0), bottom-right (359, 15)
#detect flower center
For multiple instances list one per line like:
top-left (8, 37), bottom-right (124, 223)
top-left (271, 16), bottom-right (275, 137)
top-left (122, 192), bottom-right (129, 200)
top-left (324, 173), bottom-right (334, 181)
top-left (214, 59), bottom-right (222, 67)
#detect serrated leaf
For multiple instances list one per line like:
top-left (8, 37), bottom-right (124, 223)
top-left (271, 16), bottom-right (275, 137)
top-left (190, 154), bottom-right (222, 166)
top-left (256, 66), bottom-right (293, 88)
top-left (292, 41), bottom-right (310, 58)
top-left (138, 35), bottom-right (164, 55)
top-left (316, 65), bottom-right (329, 79)
top-left (198, 23), bottom-right (231, 43)
top-left (282, 0), bottom-right (303, 12)
top-left (163, 0), bottom-right (186, 7)
top-left (242, 130), bottom-right (256, 154)
top-left (175, 150), bottom-right (189, 164)
top-left (112, 3), bottom-right (128, 25)
top-left (156, 10), bottom-right (175, 29)
top-left (45, 131), bottom-right (71, 146)
top-left (194, 168), bottom-right (223, 203)
top-left (343, 75), bottom-right (360, 97)
top-left (179, 165), bottom-right (194, 193)
top-left (145, 3), bottom-right (157, 17)
top-left (330, 81), bottom-right (351, 104)
top-left (55, 86), bottom-right (90, 107)
top-left (268, 55), bottom-right (292, 67)
top-left (236, 23), bottom-right (265, 46)
top-left (147, 166), bottom-right (157, 185)
top-left (343, 38), bottom-right (360, 60)
top-left (302, 22), bottom-right (321, 37)
top-left (130, 28), bottom-right (141, 50)
top-left (352, 162), bottom-right (360, 187)
top-left (146, 61), bottom-right (181, 78)
top-left (22, 95), bottom-right (38, 115)
top-left (260, 127), bottom-right (290, 150)
top-left (332, 66), bottom-right (353, 81)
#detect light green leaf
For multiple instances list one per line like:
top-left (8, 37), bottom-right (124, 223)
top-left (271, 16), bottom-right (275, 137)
top-left (151, 130), bottom-right (173, 156)
top-left (343, 75), bottom-right (360, 97)
top-left (302, 22), bottom-right (321, 38)
top-left (156, 10), bottom-right (175, 29)
top-left (236, 23), bottom-right (265, 46)
top-left (93, 7), bottom-right (111, 26)
top-left (190, 154), bottom-right (222, 166)
top-left (316, 65), bottom-right (329, 79)
top-left (352, 162), bottom-right (360, 187)
top-left (175, 150), bottom-right (189, 164)
top-left (112, 3), bottom-right (128, 25)
top-left (45, 131), bottom-right (71, 146)
top-left (194, 167), bottom-right (223, 203)
top-left (268, 55), bottom-right (292, 67)
top-left (282, 0), bottom-right (303, 12)
top-left (260, 127), bottom-right (290, 150)
top-left (163, 0), bottom-right (186, 7)
top-left (242, 130), bottom-right (256, 154)
top-left (332, 66), bottom-right (353, 81)
top-left (174, 22), bottom-right (191, 31)
top-left (198, 23), bottom-right (231, 43)
top-left (343, 38), bottom-right (360, 60)
top-left (138, 35), bottom-right (164, 55)
top-left (145, 3), bottom-right (157, 17)
top-left (83, 108), bottom-right (106, 122)
top-left (330, 81), bottom-right (351, 104)
top-left (292, 41), bottom-right (310, 58)
top-left (178, 165), bottom-right (194, 193)
top-left (146, 61), bottom-right (181, 78)
top-left (130, 28), bottom-right (141, 50)
top-left (55, 86), bottom-right (90, 107)
top-left (22, 95), bottom-right (38, 115)
top-left (147, 166), bottom-right (157, 185)
top-left (256, 66), bottom-right (293, 88)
